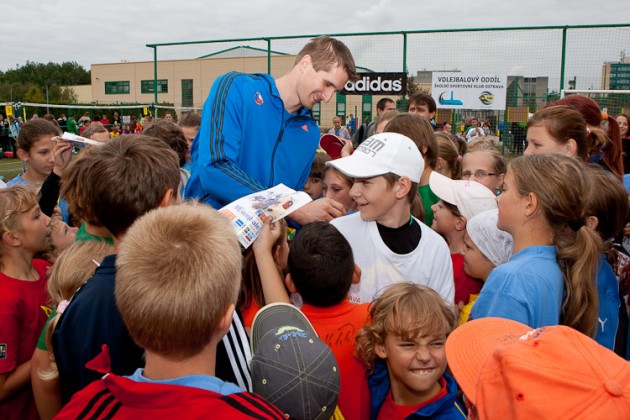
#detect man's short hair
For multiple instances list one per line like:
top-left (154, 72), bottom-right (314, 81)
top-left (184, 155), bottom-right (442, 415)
top-left (82, 124), bottom-right (108, 140)
top-left (17, 119), bottom-right (61, 152)
top-left (295, 36), bottom-right (358, 82)
top-left (376, 98), bottom-right (396, 112)
top-left (143, 120), bottom-right (189, 167)
top-left (61, 134), bottom-right (180, 237)
top-left (116, 202), bottom-right (242, 359)
top-left (386, 113), bottom-right (438, 169)
top-left (178, 112), bottom-right (201, 128)
top-left (288, 222), bottom-right (355, 307)
top-left (408, 93), bottom-right (436, 114)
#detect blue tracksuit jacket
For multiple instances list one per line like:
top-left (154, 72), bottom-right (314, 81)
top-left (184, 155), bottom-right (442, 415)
top-left (185, 72), bottom-right (319, 208)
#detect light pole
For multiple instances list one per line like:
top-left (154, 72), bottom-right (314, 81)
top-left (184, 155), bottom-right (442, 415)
top-left (45, 80), bottom-right (55, 115)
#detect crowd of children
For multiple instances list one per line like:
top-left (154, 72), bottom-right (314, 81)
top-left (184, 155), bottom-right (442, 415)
top-left (2, 92), bottom-right (630, 420)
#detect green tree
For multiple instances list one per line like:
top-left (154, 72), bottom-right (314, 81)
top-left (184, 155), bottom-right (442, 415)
top-left (0, 61), bottom-right (89, 103)
top-left (24, 83), bottom-right (45, 103)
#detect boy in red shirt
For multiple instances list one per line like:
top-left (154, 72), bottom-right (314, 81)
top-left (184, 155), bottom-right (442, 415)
top-left (55, 202), bottom-right (284, 419)
top-left (285, 221), bottom-right (371, 419)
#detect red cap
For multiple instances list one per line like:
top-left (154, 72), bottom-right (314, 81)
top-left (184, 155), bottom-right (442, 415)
top-left (319, 134), bottom-right (346, 160)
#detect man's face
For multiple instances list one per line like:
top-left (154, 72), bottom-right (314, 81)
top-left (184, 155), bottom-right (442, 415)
top-left (333, 118), bottom-right (342, 128)
top-left (409, 102), bottom-right (435, 120)
top-left (377, 101), bottom-right (396, 116)
top-left (165, 113), bottom-right (173, 122)
top-left (297, 57), bottom-right (348, 110)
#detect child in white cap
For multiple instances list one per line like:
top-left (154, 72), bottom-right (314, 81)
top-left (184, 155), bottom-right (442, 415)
top-left (429, 171), bottom-right (498, 310)
top-left (460, 208), bottom-right (513, 324)
top-left (328, 132), bottom-right (454, 304)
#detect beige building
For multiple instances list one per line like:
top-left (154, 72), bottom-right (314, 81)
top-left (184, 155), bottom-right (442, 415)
top-left (82, 48), bottom-right (403, 131)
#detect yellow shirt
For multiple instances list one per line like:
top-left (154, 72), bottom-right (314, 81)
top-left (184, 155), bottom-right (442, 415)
top-left (458, 294), bottom-right (479, 325)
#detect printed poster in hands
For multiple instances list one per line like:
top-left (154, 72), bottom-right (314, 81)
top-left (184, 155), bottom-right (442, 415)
top-left (220, 184), bottom-right (311, 248)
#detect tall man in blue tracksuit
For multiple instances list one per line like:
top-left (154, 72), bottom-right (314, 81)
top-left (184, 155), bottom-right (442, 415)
top-left (186, 37), bottom-right (358, 224)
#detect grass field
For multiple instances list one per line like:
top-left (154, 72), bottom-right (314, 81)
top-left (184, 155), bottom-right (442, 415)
top-left (0, 158), bottom-right (25, 183)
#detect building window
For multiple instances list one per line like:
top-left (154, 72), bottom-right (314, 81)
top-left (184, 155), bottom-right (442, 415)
top-left (181, 79), bottom-right (193, 108)
top-left (141, 80), bottom-right (168, 94)
top-left (335, 92), bottom-right (346, 118)
top-left (312, 102), bottom-right (321, 124)
top-left (105, 81), bottom-right (130, 95)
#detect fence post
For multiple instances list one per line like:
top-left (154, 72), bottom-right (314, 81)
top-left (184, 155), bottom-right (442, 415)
top-left (402, 32), bottom-right (408, 111)
top-left (559, 26), bottom-right (568, 92)
top-left (266, 39), bottom-right (271, 75)
top-left (152, 46), bottom-right (158, 106)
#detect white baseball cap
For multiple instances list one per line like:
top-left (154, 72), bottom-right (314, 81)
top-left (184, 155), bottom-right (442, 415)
top-left (429, 171), bottom-right (497, 220)
top-left (325, 132), bottom-right (423, 182)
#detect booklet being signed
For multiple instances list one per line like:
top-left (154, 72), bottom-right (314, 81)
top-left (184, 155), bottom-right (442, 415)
top-left (61, 132), bottom-right (104, 147)
top-left (220, 184), bottom-right (311, 248)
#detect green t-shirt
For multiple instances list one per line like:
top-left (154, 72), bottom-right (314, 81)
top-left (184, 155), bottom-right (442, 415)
top-left (36, 309), bottom-right (57, 351)
top-left (75, 222), bottom-right (114, 245)
top-left (418, 184), bottom-right (440, 227)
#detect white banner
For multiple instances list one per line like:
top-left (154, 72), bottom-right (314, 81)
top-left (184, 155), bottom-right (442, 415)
top-left (431, 73), bottom-right (507, 110)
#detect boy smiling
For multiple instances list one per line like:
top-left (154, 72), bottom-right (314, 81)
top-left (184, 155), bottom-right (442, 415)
top-left (328, 132), bottom-right (454, 303)
top-left (356, 283), bottom-right (465, 419)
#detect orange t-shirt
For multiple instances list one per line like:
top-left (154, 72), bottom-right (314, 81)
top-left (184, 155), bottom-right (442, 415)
top-left (241, 297), bottom-right (261, 329)
top-left (301, 301), bottom-right (371, 420)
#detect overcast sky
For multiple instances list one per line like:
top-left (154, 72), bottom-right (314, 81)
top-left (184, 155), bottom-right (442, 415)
top-left (2, 0), bottom-right (629, 89)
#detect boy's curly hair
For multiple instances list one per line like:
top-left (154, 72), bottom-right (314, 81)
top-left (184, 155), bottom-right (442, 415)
top-left (355, 283), bottom-right (457, 374)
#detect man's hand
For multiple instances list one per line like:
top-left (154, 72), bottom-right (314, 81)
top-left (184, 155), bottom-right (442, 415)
top-left (288, 197), bottom-right (346, 225)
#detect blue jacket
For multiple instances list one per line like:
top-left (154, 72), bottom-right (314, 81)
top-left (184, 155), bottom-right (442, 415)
top-left (369, 360), bottom-right (466, 420)
top-left (185, 72), bottom-right (320, 208)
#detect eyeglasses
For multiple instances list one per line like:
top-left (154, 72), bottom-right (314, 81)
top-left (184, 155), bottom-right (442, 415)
top-left (461, 170), bottom-right (497, 179)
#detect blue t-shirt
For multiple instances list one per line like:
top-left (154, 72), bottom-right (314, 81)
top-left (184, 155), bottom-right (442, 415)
top-left (127, 369), bottom-right (243, 395)
top-left (471, 246), bottom-right (563, 328)
top-left (595, 256), bottom-right (620, 350)
top-left (6, 172), bottom-right (25, 186)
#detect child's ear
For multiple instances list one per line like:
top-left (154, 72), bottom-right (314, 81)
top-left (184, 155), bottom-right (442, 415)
top-left (454, 216), bottom-right (467, 232)
top-left (2, 231), bottom-right (21, 247)
top-left (351, 264), bottom-right (361, 285)
top-left (374, 341), bottom-right (387, 359)
top-left (217, 303), bottom-right (235, 336)
top-left (565, 138), bottom-right (578, 156)
top-left (159, 188), bottom-right (176, 207)
top-left (435, 157), bottom-right (446, 172)
top-left (585, 215), bottom-right (599, 231)
top-left (524, 192), bottom-right (539, 217)
top-left (16, 148), bottom-right (28, 162)
top-left (395, 177), bottom-right (412, 199)
top-left (284, 273), bottom-right (298, 294)
top-left (272, 243), bottom-right (282, 267)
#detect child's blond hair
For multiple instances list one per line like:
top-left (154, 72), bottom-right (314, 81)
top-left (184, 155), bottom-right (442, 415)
top-left (0, 185), bottom-right (40, 269)
top-left (355, 283), bottom-right (457, 374)
top-left (115, 202), bottom-right (242, 359)
top-left (39, 240), bottom-right (114, 380)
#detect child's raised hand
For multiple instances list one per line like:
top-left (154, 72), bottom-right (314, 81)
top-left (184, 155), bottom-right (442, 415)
top-left (52, 139), bottom-right (73, 174)
top-left (253, 218), bottom-right (283, 254)
top-left (340, 138), bottom-right (353, 157)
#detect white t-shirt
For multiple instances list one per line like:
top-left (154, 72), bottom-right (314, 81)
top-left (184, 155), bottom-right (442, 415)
top-left (331, 212), bottom-right (455, 304)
